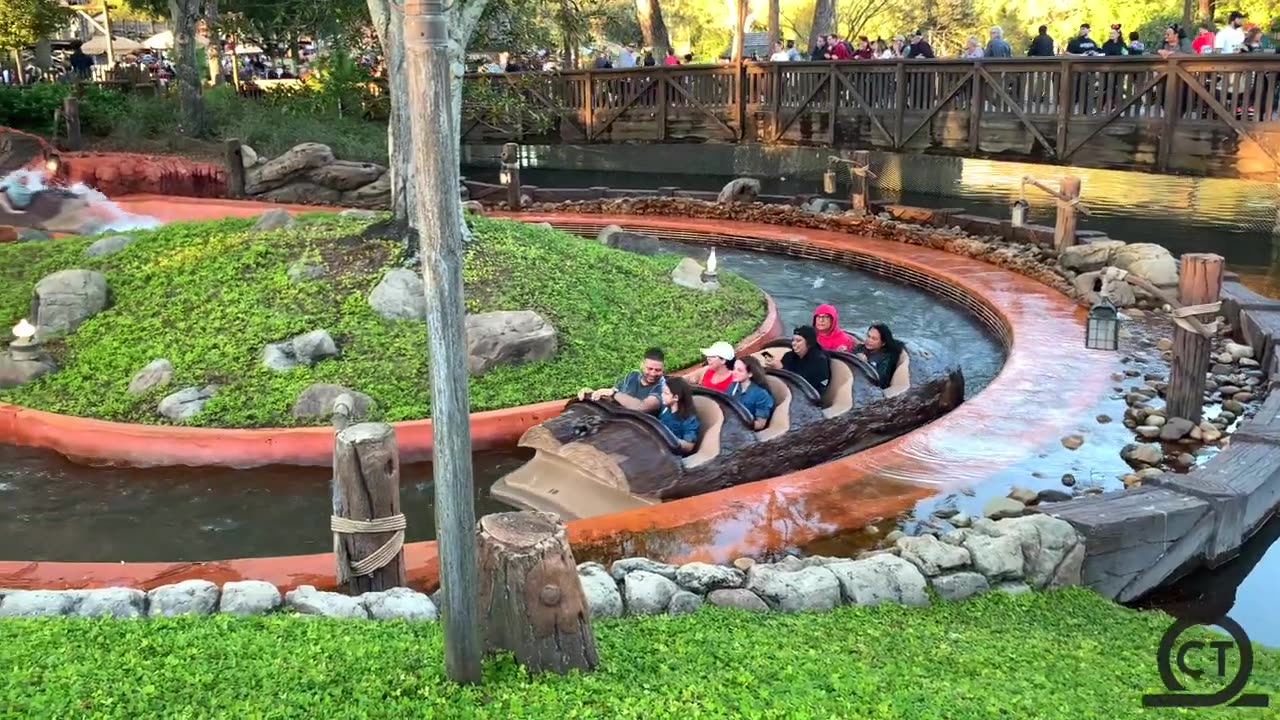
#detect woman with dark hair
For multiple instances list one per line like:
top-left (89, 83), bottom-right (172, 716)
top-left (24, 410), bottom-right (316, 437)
top-left (763, 325), bottom-right (831, 392)
top-left (728, 356), bottom-right (775, 430)
top-left (854, 323), bottom-right (903, 389)
top-left (1102, 25), bottom-right (1128, 55)
top-left (659, 376), bottom-right (700, 454)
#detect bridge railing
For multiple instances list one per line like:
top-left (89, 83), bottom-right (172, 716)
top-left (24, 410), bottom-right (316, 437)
top-left (461, 56), bottom-right (1280, 178)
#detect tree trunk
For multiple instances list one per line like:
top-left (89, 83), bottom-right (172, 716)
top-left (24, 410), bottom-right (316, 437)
top-left (809, 0), bottom-right (834, 49)
top-left (204, 0), bottom-right (223, 85)
top-left (732, 0), bottom-right (748, 61)
top-left (477, 512), bottom-right (599, 674)
top-left (635, 0), bottom-right (672, 55)
top-left (169, 0), bottom-right (206, 135)
top-left (767, 0), bottom-right (780, 52)
top-left (368, 0), bottom-right (415, 230)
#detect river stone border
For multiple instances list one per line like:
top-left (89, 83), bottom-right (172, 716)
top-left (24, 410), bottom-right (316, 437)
top-left (0, 516), bottom-right (1080, 621)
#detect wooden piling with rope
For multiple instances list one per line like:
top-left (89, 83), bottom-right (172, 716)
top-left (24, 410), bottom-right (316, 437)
top-left (1166, 253), bottom-right (1225, 423)
top-left (331, 420), bottom-right (407, 593)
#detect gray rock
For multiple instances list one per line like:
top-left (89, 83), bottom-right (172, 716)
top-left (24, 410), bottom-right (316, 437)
top-left (85, 234), bottom-right (136, 258)
top-left (33, 269), bottom-right (110, 337)
top-left (578, 562), bottom-right (624, 619)
top-left (1159, 417), bottom-right (1196, 441)
top-left (309, 161), bottom-right (386, 191)
top-left (1059, 240), bottom-right (1125, 273)
top-left (993, 515), bottom-right (1085, 589)
top-left (465, 310), bottom-right (558, 376)
top-left (896, 534), bottom-right (971, 576)
top-left (1007, 486), bottom-right (1038, 505)
top-left (246, 143), bottom-right (336, 194)
top-left (338, 208), bottom-right (379, 221)
top-left (1121, 443), bottom-right (1163, 467)
top-left (127, 358), bottom-right (173, 395)
top-left (290, 383), bottom-right (375, 421)
top-left (717, 177), bottom-right (760, 204)
top-left (674, 562), bottom-right (745, 594)
top-left (0, 590), bottom-right (81, 617)
top-left (931, 572), bottom-right (990, 602)
top-left (706, 588), bottom-right (770, 612)
top-left (744, 564), bottom-right (841, 612)
top-left (17, 228), bottom-right (51, 241)
top-left (287, 260), bottom-right (325, 282)
top-left (157, 385), bottom-right (218, 421)
top-left (962, 532), bottom-right (1025, 582)
top-left (598, 227), bottom-right (663, 255)
top-left (826, 554), bottom-right (929, 607)
top-left (369, 268), bottom-right (427, 321)
top-left (983, 496), bottom-right (1026, 520)
top-left (219, 580), bottom-right (282, 615)
top-left (292, 329), bottom-right (340, 364)
top-left (0, 353), bottom-right (56, 389)
top-left (610, 557), bottom-right (678, 582)
top-left (671, 257), bottom-right (720, 292)
top-left (75, 588), bottom-right (146, 618)
top-left (1111, 243), bottom-right (1179, 287)
top-left (667, 591), bottom-right (704, 616)
top-left (362, 587), bottom-right (437, 621)
top-left (240, 144), bottom-right (259, 168)
top-left (285, 585), bottom-right (368, 619)
top-left (1035, 489), bottom-right (1072, 504)
top-left (995, 581), bottom-right (1032, 595)
top-left (623, 570), bottom-right (679, 615)
top-left (147, 579), bottom-right (220, 617)
top-left (262, 342), bottom-right (297, 371)
top-left (252, 208), bottom-right (296, 232)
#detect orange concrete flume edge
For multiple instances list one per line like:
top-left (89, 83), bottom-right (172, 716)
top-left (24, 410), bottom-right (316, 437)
top-left (0, 208), bottom-right (1114, 594)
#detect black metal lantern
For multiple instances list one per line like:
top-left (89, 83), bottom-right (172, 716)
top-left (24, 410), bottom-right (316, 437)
top-left (1086, 297), bottom-right (1120, 351)
top-left (1010, 198), bottom-right (1029, 227)
top-left (823, 167), bottom-right (837, 194)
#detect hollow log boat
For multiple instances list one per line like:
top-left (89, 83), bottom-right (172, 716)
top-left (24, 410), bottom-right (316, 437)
top-left (491, 337), bottom-right (965, 520)
top-left (0, 189), bottom-right (92, 235)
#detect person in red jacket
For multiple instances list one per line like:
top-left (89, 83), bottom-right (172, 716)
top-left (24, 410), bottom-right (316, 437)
top-left (828, 34), bottom-right (853, 59)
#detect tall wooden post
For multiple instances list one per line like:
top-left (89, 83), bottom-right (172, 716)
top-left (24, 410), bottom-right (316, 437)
top-left (332, 422), bottom-right (407, 593)
top-left (1166, 253), bottom-right (1224, 423)
top-left (102, 1), bottom-right (117, 69)
top-left (477, 512), bottom-right (599, 674)
top-left (1053, 175), bottom-right (1080, 252)
top-left (851, 150), bottom-right (871, 215)
top-left (224, 138), bottom-right (245, 198)
top-left (767, 0), bottom-right (780, 53)
top-left (402, 0), bottom-right (483, 684)
top-left (62, 97), bottom-right (82, 151)
top-left (501, 142), bottom-right (521, 209)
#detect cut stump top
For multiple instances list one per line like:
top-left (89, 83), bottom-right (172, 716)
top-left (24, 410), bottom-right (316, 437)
top-left (480, 511), bottom-right (563, 548)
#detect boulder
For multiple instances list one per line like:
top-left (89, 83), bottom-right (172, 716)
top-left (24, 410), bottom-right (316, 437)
top-left (308, 160), bottom-right (387, 191)
top-left (262, 330), bottom-right (340, 371)
top-left (127, 358), bottom-right (173, 395)
top-left (245, 142), bottom-right (336, 194)
top-left (674, 562), bottom-right (746, 594)
top-left (1111, 243), bottom-right (1179, 287)
top-left (219, 580), bottom-right (282, 615)
top-left (0, 354), bottom-right (56, 389)
top-left (982, 496), bottom-right (1026, 520)
top-left (623, 570), bottom-right (678, 615)
top-left (744, 564), bottom-right (841, 612)
top-left (668, 591), bottom-right (704, 616)
top-left (931, 572), bottom-right (990, 602)
top-left (158, 385), bottom-right (218, 421)
top-left (241, 145), bottom-right (259, 168)
top-left (340, 173), bottom-right (392, 209)
top-left (706, 588), bottom-right (770, 612)
top-left (251, 208), bottom-right (296, 232)
top-left (33, 269), bottom-right (109, 336)
top-left (0, 590), bottom-right (81, 617)
top-left (464, 310), bottom-right (558, 376)
top-left (147, 579), bottom-right (220, 617)
top-left (1059, 240), bottom-right (1125, 273)
top-left (1159, 416), bottom-right (1196, 441)
top-left (961, 533), bottom-right (1024, 581)
top-left (717, 177), bottom-right (760, 204)
top-left (85, 234), bottom-right (136, 258)
top-left (609, 557), bottom-right (678, 582)
top-left (261, 182), bottom-right (345, 206)
top-left (992, 515), bottom-right (1085, 589)
top-left (369, 268), bottom-right (427, 321)
top-left (671, 257), bottom-right (719, 292)
top-left (597, 225), bottom-right (663, 255)
top-left (1121, 442), bottom-right (1163, 467)
top-left (895, 535), bottom-right (971, 576)
top-left (362, 587), bottom-right (437, 621)
top-left (291, 383), bottom-right (374, 421)
top-left (17, 228), bottom-right (51, 242)
top-left (577, 562), bottom-right (624, 619)
top-left (75, 588), bottom-right (146, 618)
top-left (338, 209), bottom-right (379, 221)
top-left (825, 554), bottom-right (929, 607)
top-left (287, 260), bottom-right (325, 282)
top-left (285, 585), bottom-right (368, 619)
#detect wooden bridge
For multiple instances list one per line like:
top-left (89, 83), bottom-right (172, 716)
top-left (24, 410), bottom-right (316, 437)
top-left (461, 56), bottom-right (1280, 181)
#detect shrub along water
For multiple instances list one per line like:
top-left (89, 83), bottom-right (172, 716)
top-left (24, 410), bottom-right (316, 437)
top-left (0, 214), bottom-right (763, 427)
top-left (0, 588), bottom-right (1276, 718)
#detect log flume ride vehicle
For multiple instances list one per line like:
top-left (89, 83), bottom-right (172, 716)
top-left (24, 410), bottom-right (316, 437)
top-left (491, 337), bottom-right (965, 520)
top-left (0, 189), bottom-right (94, 235)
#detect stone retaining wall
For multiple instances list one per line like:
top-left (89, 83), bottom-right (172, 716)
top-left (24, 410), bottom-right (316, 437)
top-left (0, 515), bottom-right (1081, 620)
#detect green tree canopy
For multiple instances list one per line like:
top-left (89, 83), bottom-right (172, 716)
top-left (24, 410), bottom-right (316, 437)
top-left (0, 0), bottom-right (72, 50)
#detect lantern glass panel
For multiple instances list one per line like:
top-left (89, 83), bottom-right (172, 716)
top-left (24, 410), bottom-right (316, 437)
top-left (1085, 302), bottom-right (1119, 351)
top-left (823, 169), bottom-right (837, 194)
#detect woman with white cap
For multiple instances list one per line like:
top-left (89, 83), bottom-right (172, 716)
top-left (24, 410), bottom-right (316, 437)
top-left (698, 340), bottom-right (736, 392)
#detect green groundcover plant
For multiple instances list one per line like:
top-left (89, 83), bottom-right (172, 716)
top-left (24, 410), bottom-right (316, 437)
top-left (0, 214), bottom-right (763, 427)
top-left (0, 588), bottom-right (1276, 718)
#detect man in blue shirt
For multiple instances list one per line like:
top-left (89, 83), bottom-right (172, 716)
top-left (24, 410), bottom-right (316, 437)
top-left (0, 172), bottom-right (35, 213)
top-left (578, 347), bottom-right (667, 416)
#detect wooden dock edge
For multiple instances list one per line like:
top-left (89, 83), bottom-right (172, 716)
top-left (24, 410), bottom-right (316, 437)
top-left (1035, 284), bottom-right (1280, 603)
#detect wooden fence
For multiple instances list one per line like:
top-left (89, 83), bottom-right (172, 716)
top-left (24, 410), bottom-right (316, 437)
top-left (461, 56), bottom-right (1280, 181)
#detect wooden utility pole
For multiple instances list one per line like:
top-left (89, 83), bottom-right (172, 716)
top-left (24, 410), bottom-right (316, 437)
top-left (102, 1), bottom-right (117, 69)
top-left (767, 0), bottom-right (780, 53)
top-left (501, 142), bottom-right (521, 209)
top-left (223, 138), bottom-right (245, 198)
top-left (332, 422), bottom-right (407, 592)
top-left (1166, 253), bottom-right (1224, 423)
top-left (1053, 175), bottom-right (1081, 252)
top-left (477, 512), bottom-right (599, 674)
top-left (402, 0), bottom-right (483, 684)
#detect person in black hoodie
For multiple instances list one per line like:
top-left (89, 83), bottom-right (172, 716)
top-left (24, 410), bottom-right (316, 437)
top-left (1028, 25), bottom-right (1055, 56)
top-left (763, 325), bottom-right (830, 392)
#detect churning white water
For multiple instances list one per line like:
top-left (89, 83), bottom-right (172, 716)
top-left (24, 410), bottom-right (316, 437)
top-left (2, 168), bottom-right (161, 233)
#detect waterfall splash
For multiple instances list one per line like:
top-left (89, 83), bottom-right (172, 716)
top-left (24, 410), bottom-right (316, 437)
top-left (2, 168), bottom-right (162, 234)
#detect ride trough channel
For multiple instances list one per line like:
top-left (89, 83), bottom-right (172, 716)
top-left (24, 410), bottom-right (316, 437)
top-left (0, 140), bottom-right (1277, 621)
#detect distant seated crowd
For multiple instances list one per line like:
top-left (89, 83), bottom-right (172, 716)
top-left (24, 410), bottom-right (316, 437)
top-left (577, 304), bottom-right (905, 455)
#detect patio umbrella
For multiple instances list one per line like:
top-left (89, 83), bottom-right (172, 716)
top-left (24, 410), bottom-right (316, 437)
top-left (141, 31), bottom-right (210, 49)
top-left (81, 35), bottom-right (145, 55)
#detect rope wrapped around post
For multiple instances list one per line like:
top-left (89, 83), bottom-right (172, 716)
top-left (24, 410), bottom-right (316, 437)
top-left (1021, 175), bottom-right (1092, 216)
top-left (331, 513), bottom-right (407, 582)
top-left (828, 154), bottom-right (878, 180)
top-left (1108, 268), bottom-right (1220, 337)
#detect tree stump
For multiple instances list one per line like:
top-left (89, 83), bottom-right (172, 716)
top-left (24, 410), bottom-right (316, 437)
top-left (1053, 175), bottom-right (1081, 253)
top-left (224, 138), bottom-right (246, 199)
top-left (1167, 253), bottom-right (1224, 423)
top-left (477, 511), bottom-right (599, 675)
top-left (332, 422), bottom-right (406, 593)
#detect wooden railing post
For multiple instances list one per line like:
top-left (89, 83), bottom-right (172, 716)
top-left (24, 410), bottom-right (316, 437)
top-left (1055, 59), bottom-right (1071, 156)
top-left (656, 70), bottom-right (668, 142)
top-left (62, 96), bottom-right (81, 151)
top-left (893, 61), bottom-right (906, 150)
top-left (501, 142), bottom-right (521, 209)
top-left (770, 63), bottom-right (783, 142)
top-left (584, 72), bottom-right (595, 142)
top-left (1166, 253), bottom-right (1225, 423)
top-left (968, 62), bottom-right (982, 154)
top-left (1158, 58), bottom-right (1182, 173)
top-left (224, 138), bottom-right (246, 198)
top-left (1054, 175), bottom-right (1081, 252)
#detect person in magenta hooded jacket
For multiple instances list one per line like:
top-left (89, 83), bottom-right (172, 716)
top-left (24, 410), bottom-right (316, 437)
top-left (812, 304), bottom-right (857, 353)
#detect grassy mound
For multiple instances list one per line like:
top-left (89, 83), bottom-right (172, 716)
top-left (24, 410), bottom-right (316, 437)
top-left (0, 588), bottom-right (1276, 718)
top-left (0, 214), bottom-right (764, 427)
